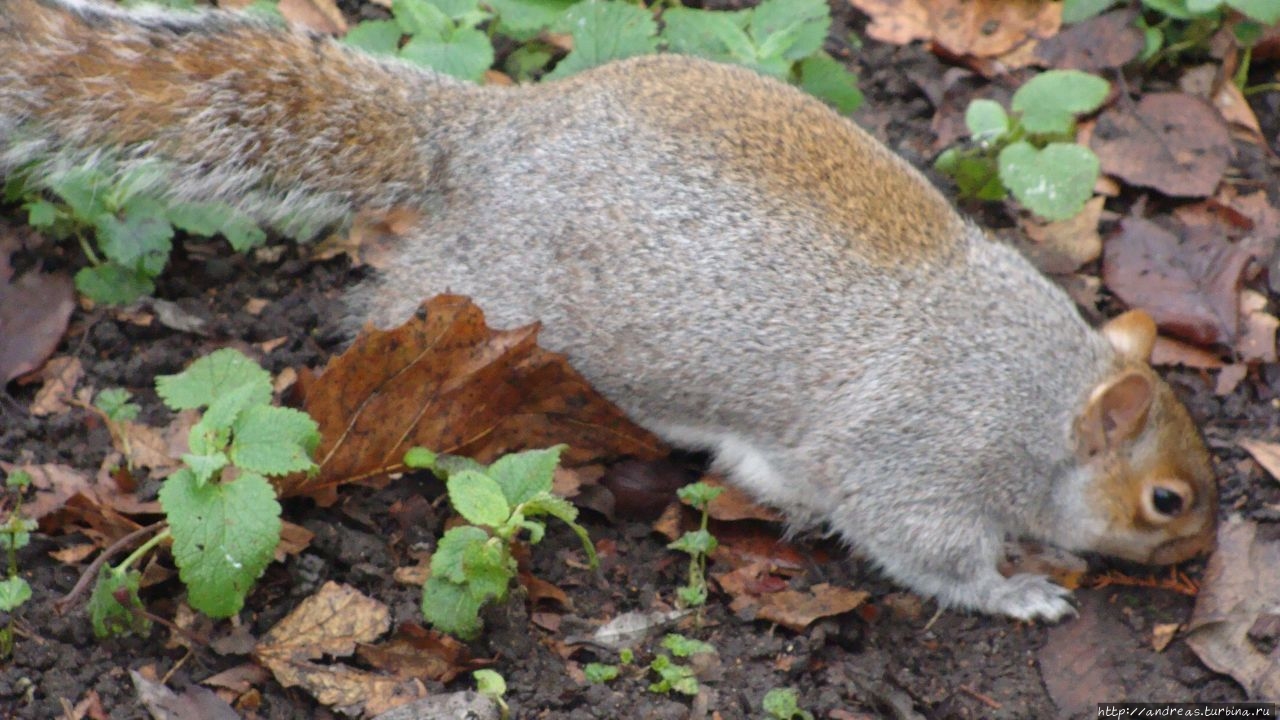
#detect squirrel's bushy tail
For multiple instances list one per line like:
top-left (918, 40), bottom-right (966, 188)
top-left (0, 0), bottom-right (479, 233)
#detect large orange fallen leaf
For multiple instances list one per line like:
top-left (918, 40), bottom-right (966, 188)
top-left (282, 295), bottom-right (665, 500)
top-left (850, 0), bottom-right (1061, 59)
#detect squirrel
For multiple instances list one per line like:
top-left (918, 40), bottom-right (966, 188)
top-left (0, 0), bottom-right (1218, 621)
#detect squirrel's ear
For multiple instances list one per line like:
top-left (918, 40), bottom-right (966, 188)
top-left (1076, 370), bottom-right (1155, 458)
top-left (1101, 309), bottom-right (1157, 363)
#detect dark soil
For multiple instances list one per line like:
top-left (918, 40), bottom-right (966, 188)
top-left (1, 5), bottom-right (1277, 720)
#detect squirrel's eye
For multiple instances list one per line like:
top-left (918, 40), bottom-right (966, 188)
top-left (1151, 487), bottom-right (1185, 517)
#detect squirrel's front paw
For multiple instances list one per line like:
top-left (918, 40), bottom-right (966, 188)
top-left (986, 574), bottom-right (1077, 622)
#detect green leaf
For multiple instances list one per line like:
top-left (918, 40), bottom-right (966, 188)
top-left (521, 492), bottom-right (597, 565)
top-left (936, 149), bottom-right (1005, 201)
top-left (669, 528), bottom-right (718, 556)
top-left (460, 535), bottom-right (513, 601)
top-left (433, 454), bottom-right (487, 478)
top-left (422, 575), bottom-right (484, 638)
top-left (998, 141), bottom-right (1099, 222)
top-left (48, 167), bottom-right (110, 220)
top-left (87, 566), bottom-right (150, 638)
top-left (432, 525), bottom-right (490, 583)
top-left (487, 446), bottom-right (563, 506)
top-left (473, 669), bottom-right (507, 699)
top-left (677, 583), bottom-right (708, 607)
top-left (964, 99), bottom-right (1009, 142)
top-left (676, 481), bottom-right (723, 509)
top-left (661, 8), bottom-right (756, 64)
top-left (797, 53), bottom-right (863, 114)
top-left (446, 470), bottom-right (511, 527)
top-left (584, 662), bottom-right (619, 683)
top-left (400, 27), bottom-right (495, 82)
top-left (0, 577), bottom-right (30, 613)
top-left (488, 0), bottom-right (575, 38)
top-left (1011, 70), bottom-right (1110, 136)
top-left (394, 0), bottom-right (452, 40)
top-left (661, 633), bottom-right (714, 657)
top-left (183, 451), bottom-right (230, 486)
top-left (1227, 0), bottom-right (1279, 23)
top-left (1061, 0), bottom-right (1118, 23)
top-left (344, 19), bottom-right (404, 55)
top-left (1185, 0), bottom-right (1222, 13)
top-left (75, 263), bottom-right (155, 305)
top-left (5, 470), bottom-right (31, 490)
top-left (230, 405), bottom-right (320, 477)
top-left (1141, 0), bottom-right (1196, 19)
top-left (167, 201), bottom-right (229, 236)
top-left (0, 515), bottom-right (34, 551)
top-left (217, 212), bottom-right (267, 252)
top-left (94, 388), bottom-right (140, 423)
top-left (547, 0), bottom-right (659, 80)
top-left (431, 0), bottom-right (485, 21)
top-left (160, 468), bottom-right (282, 618)
top-left (156, 348), bottom-right (273, 412)
top-left (94, 206), bottom-right (173, 274)
top-left (404, 446), bottom-right (438, 469)
top-left (504, 44), bottom-right (555, 81)
top-left (763, 687), bottom-right (813, 720)
top-left (749, 0), bottom-right (829, 63)
top-left (25, 200), bottom-right (58, 229)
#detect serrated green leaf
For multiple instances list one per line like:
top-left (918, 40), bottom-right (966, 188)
top-left (487, 446), bottom-right (563, 506)
top-left (25, 199), bottom-right (58, 228)
top-left (218, 211), bottom-right (268, 252)
top-left (798, 53), bottom-right (862, 114)
top-left (48, 167), bottom-right (110, 220)
top-left (432, 525), bottom-right (490, 582)
top-left (489, 0), bottom-right (575, 38)
top-left (422, 575), bottom-right (484, 638)
top-left (0, 515), bottom-right (34, 551)
top-left (661, 633), bottom-right (714, 657)
top-left (400, 27), bottom-right (495, 81)
top-left (160, 468), bottom-right (281, 618)
top-left (763, 688), bottom-right (812, 720)
top-left (199, 383), bottom-right (265, 433)
top-left (446, 470), bottom-right (511, 527)
top-left (345, 19), bottom-right (404, 54)
top-left (0, 577), bottom-right (30, 613)
top-left (230, 405), bottom-right (320, 477)
top-left (94, 207), bottom-right (173, 273)
top-left (669, 528), bottom-right (718, 556)
top-left (75, 263), bottom-right (154, 305)
top-left (676, 482), bottom-right (723, 508)
top-left (460, 539), bottom-right (512, 601)
top-left (661, 8), bottom-right (756, 64)
top-left (87, 566), bottom-right (150, 638)
top-left (521, 492), bottom-right (596, 565)
top-left (548, 0), bottom-right (658, 79)
top-left (1011, 70), bottom-right (1110, 136)
top-left (188, 419), bottom-right (231, 458)
top-left (94, 388), bottom-right (140, 423)
top-left (394, 0), bottom-right (452, 39)
top-left (584, 662), bottom-right (619, 683)
top-left (167, 201), bottom-right (229, 236)
top-left (1227, 0), bottom-right (1279, 23)
top-left (749, 0), bottom-right (829, 62)
top-left (998, 141), bottom-right (1099, 222)
top-left (156, 348), bottom-right (273, 412)
top-left (183, 451), bottom-right (229, 485)
top-left (1062, 0), bottom-right (1118, 23)
top-left (964, 99), bottom-right (1010, 142)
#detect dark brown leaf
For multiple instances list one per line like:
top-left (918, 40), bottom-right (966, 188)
top-left (1090, 93), bottom-right (1231, 197)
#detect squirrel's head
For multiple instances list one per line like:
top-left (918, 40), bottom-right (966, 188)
top-left (1071, 310), bottom-right (1218, 565)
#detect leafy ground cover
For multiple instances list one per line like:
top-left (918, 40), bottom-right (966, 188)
top-left (1, 1), bottom-right (1279, 718)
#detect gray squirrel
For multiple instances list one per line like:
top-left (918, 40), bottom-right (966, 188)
top-left (0, 0), bottom-right (1218, 620)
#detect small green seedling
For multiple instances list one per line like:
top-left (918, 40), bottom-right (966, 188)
top-left (93, 388), bottom-right (142, 469)
top-left (935, 70), bottom-right (1110, 222)
top-left (86, 349), bottom-right (319, 636)
top-left (647, 633), bottom-right (713, 696)
top-left (584, 662), bottom-right (621, 683)
top-left (669, 481), bottom-right (723, 608)
top-left (0, 470), bottom-right (35, 658)
top-left (474, 669), bottom-right (510, 719)
top-left (406, 445), bottom-right (597, 639)
top-left (763, 687), bottom-right (814, 720)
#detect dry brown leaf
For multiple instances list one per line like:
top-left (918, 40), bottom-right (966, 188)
top-left (694, 475), bottom-right (781, 523)
top-left (1103, 217), bottom-right (1256, 347)
top-left (1151, 336), bottom-right (1225, 369)
top-left (1019, 196), bottom-right (1105, 274)
top-left (1179, 64), bottom-right (1265, 144)
top-left (1185, 517), bottom-right (1280, 700)
top-left (1034, 9), bottom-right (1142, 71)
top-left (49, 543), bottom-right (97, 564)
top-left (119, 421), bottom-right (183, 474)
top-left (1215, 364), bottom-right (1248, 396)
top-left (312, 207), bottom-right (422, 269)
top-left (255, 582), bottom-right (427, 716)
top-left (850, 0), bottom-right (1060, 58)
top-left (29, 356), bottom-right (83, 417)
top-left (274, 521), bottom-right (315, 561)
top-left (1239, 439), bottom-right (1280, 483)
top-left (131, 670), bottom-right (239, 720)
top-left (1037, 593), bottom-right (1129, 715)
top-left (1090, 93), bottom-right (1231, 198)
top-left (355, 624), bottom-right (472, 684)
top-left (1237, 290), bottom-right (1278, 364)
top-left (202, 663), bottom-right (271, 694)
top-left (284, 295), bottom-right (666, 500)
top-left (1152, 623), bottom-right (1180, 653)
top-left (0, 231), bottom-right (75, 384)
top-left (730, 582), bottom-right (868, 632)
top-left (278, 0), bottom-right (346, 34)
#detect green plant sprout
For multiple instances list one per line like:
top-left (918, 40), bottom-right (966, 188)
top-left (86, 349), bottom-right (318, 637)
top-left (647, 633), bottom-right (713, 696)
top-left (935, 69), bottom-right (1111, 221)
top-left (474, 669), bottom-right (510, 719)
top-left (405, 445), bottom-right (598, 639)
top-left (93, 388), bottom-right (142, 469)
top-left (0, 470), bottom-right (36, 658)
top-left (763, 687), bottom-right (814, 720)
top-left (669, 480), bottom-right (723, 608)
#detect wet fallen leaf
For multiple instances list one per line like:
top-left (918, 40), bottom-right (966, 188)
top-left (202, 663), bottom-right (271, 694)
top-left (1034, 9), bottom-right (1142, 71)
top-left (286, 295), bottom-right (666, 501)
top-left (29, 356), bottom-right (82, 417)
top-left (729, 581), bottom-right (868, 632)
top-left (0, 234), bottom-right (75, 383)
top-left (1090, 93), bottom-right (1231, 198)
top-left (1102, 217), bottom-right (1257, 347)
top-left (1037, 593), bottom-right (1128, 716)
top-left (1185, 517), bottom-right (1280, 700)
top-left (1179, 65), bottom-right (1265, 145)
top-left (131, 670), bottom-right (239, 720)
top-left (1019, 195), bottom-right (1105, 274)
top-left (255, 582), bottom-right (427, 716)
top-left (1239, 439), bottom-right (1280, 484)
top-left (850, 0), bottom-right (1061, 59)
